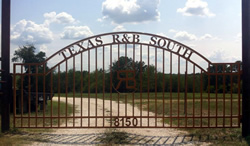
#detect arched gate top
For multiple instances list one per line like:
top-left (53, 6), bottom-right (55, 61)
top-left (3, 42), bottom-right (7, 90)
top-left (44, 32), bottom-right (212, 72)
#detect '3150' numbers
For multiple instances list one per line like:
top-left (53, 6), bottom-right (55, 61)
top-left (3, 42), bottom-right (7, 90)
top-left (114, 117), bottom-right (138, 127)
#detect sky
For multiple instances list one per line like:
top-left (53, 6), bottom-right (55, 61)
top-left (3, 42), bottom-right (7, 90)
top-left (1, 0), bottom-right (242, 72)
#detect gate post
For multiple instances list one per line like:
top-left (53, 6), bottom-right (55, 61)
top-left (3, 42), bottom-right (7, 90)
top-left (1, 0), bottom-right (11, 132)
top-left (242, 0), bottom-right (250, 138)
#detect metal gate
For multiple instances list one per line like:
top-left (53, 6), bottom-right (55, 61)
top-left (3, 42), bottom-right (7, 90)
top-left (13, 32), bottom-right (242, 128)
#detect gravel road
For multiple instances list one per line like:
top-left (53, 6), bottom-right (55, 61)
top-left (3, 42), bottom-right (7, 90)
top-left (50, 97), bottom-right (187, 136)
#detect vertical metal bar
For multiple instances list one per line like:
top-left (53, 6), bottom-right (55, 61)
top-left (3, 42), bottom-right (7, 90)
top-left (1, 0), bottom-right (11, 132)
top-left (147, 45), bottom-right (150, 126)
top-left (65, 60), bottom-right (68, 127)
top-left (200, 70), bottom-right (203, 127)
top-left (133, 44), bottom-right (135, 68)
top-left (162, 49), bottom-right (165, 127)
top-left (95, 47), bottom-right (98, 127)
top-left (73, 56), bottom-right (75, 127)
top-left (208, 64), bottom-right (210, 127)
top-left (133, 44), bottom-right (135, 117)
top-left (43, 64), bottom-right (46, 127)
top-left (21, 66), bottom-right (23, 127)
top-left (125, 85), bottom-right (127, 118)
top-left (50, 69), bottom-right (53, 127)
top-left (125, 44), bottom-right (127, 119)
top-left (155, 47), bottom-right (157, 127)
top-left (230, 65), bottom-right (233, 127)
top-left (28, 66), bottom-right (31, 127)
top-left (35, 65), bottom-right (38, 127)
top-left (103, 46), bottom-right (105, 127)
top-left (110, 45), bottom-right (113, 127)
top-left (118, 44), bottom-right (120, 67)
top-left (125, 44), bottom-right (127, 65)
top-left (58, 65), bottom-right (60, 127)
top-left (178, 56), bottom-right (180, 127)
top-left (215, 65), bottom-right (218, 127)
top-left (13, 65), bottom-right (16, 128)
top-left (140, 44), bottom-right (142, 127)
top-left (193, 65), bottom-right (195, 127)
top-left (81, 52), bottom-right (83, 127)
top-left (88, 49), bottom-right (90, 127)
top-left (242, 0), bottom-right (250, 136)
top-left (118, 44), bottom-right (120, 117)
top-left (170, 52), bottom-right (173, 127)
top-left (223, 65), bottom-right (225, 127)
top-left (185, 61), bottom-right (188, 127)
top-left (237, 64), bottom-right (241, 127)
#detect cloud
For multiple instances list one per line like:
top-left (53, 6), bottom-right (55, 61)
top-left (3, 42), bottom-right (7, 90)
top-left (200, 34), bottom-right (213, 40)
top-left (209, 50), bottom-right (239, 62)
top-left (39, 44), bottom-right (48, 53)
top-left (44, 12), bottom-right (77, 26)
top-left (113, 25), bottom-right (126, 31)
top-left (173, 31), bottom-right (198, 41)
top-left (200, 34), bottom-right (219, 40)
top-left (177, 0), bottom-right (215, 17)
top-left (60, 26), bottom-right (94, 40)
top-left (170, 29), bottom-right (218, 42)
top-left (101, 0), bottom-right (160, 24)
top-left (11, 19), bottom-right (53, 45)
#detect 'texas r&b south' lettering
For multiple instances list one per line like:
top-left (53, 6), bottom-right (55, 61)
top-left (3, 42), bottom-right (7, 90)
top-left (59, 33), bottom-right (193, 60)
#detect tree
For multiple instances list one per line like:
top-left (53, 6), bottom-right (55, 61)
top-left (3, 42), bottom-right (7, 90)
top-left (12, 45), bottom-right (49, 112)
top-left (12, 44), bottom-right (48, 91)
top-left (205, 61), bottom-right (242, 93)
top-left (12, 45), bottom-right (46, 72)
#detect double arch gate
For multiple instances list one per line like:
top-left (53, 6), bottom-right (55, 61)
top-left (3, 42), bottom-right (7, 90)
top-left (13, 32), bottom-right (242, 128)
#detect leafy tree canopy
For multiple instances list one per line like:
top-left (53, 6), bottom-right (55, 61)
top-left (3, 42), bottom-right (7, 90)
top-left (12, 45), bottom-right (48, 91)
top-left (12, 44), bottom-right (46, 72)
top-left (12, 45), bottom-right (46, 63)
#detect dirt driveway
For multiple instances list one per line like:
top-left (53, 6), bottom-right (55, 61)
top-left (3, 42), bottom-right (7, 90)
top-left (29, 97), bottom-right (210, 145)
top-left (49, 97), bottom-right (186, 135)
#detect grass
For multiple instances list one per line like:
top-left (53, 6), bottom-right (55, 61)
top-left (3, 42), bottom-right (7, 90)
top-left (99, 129), bottom-right (130, 145)
top-left (56, 92), bottom-right (242, 127)
top-left (0, 134), bottom-right (31, 145)
top-left (56, 92), bottom-right (247, 145)
top-left (184, 127), bottom-right (247, 145)
top-left (55, 92), bottom-right (241, 100)
top-left (14, 100), bottom-right (73, 128)
top-left (246, 136), bottom-right (250, 145)
top-left (1, 91), bottom-right (247, 145)
top-left (138, 96), bottom-right (247, 145)
top-left (0, 100), bottom-right (73, 145)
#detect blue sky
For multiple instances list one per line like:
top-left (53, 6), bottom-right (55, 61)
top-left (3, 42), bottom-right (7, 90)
top-left (5, 0), bottom-right (242, 69)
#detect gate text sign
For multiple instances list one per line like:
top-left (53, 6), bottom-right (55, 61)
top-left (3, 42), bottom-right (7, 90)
top-left (114, 117), bottom-right (138, 127)
top-left (59, 32), bottom-right (193, 61)
top-left (115, 70), bottom-right (136, 90)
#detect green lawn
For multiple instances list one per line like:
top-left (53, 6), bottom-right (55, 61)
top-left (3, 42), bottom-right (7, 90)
top-left (54, 92), bottom-right (247, 145)
top-left (55, 92), bottom-right (241, 100)
top-left (0, 100), bottom-right (73, 145)
top-left (14, 100), bottom-right (73, 128)
top-left (1, 92), bottom-right (248, 145)
top-left (55, 92), bottom-right (242, 127)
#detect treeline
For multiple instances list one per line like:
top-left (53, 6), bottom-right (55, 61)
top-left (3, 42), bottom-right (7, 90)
top-left (15, 56), bottom-right (242, 94)
top-left (52, 69), bottom-right (204, 93)
top-left (50, 57), bottom-right (241, 94)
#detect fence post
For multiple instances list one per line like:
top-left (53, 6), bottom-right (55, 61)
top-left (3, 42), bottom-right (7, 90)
top-left (1, 0), bottom-right (11, 132)
top-left (242, 0), bottom-right (250, 138)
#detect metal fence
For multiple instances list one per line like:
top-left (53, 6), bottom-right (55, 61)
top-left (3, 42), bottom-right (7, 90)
top-left (13, 32), bottom-right (242, 128)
